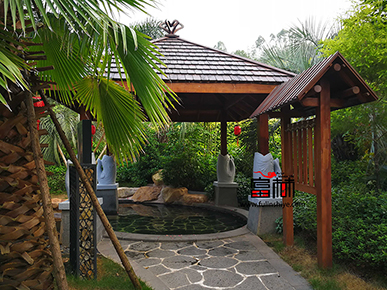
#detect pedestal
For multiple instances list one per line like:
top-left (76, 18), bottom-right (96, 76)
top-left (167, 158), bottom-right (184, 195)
top-left (96, 183), bottom-right (118, 214)
top-left (59, 198), bottom-right (105, 247)
top-left (214, 181), bottom-right (238, 207)
top-left (247, 198), bottom-right (283, 235)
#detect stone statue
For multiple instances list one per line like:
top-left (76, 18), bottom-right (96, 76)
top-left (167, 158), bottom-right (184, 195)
top-left (97, 155), bottom-right (117, 184)
top-left (217, 154), bottom-right (235, 183)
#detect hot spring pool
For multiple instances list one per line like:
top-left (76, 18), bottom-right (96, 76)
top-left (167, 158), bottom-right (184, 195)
top-left (108, 203), bottom-right (247, 235)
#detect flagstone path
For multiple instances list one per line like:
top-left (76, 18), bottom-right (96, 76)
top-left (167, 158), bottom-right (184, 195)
top-left (98, 233), bottom-right (312, 290)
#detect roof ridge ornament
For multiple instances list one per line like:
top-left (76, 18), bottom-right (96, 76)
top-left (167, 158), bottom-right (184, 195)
top-left (159, 20), bottom-right (184, 38)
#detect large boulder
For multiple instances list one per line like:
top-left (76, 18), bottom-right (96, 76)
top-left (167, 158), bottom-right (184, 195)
top-left (181, 193), bottom-right (208, 205)
top-left (161, 187), bottom-right (188, 203)
top-left (152, 169), bottom-right (164, 186)
top-left (132, 186), bottom-right (162, 202)
top-left (117, 187), bottom-right (138, 198)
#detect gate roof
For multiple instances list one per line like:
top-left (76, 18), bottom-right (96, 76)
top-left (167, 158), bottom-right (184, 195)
top-left (250, 52), bottom-right (378, 118)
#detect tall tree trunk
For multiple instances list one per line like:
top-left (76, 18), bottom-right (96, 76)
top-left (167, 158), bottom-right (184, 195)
top-left (39, 91), bottom-right (142, 289)
top-left (25, 92), bottom-right (69, 290)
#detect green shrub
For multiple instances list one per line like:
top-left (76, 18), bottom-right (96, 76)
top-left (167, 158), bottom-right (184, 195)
top-left (331, 158), bottom-right (368, 187)
top-left (116, 133), bottom-right (163, 187)
top-left (293, 191), bottom-right (317, 237)
top-left (205, 182), bottom-right (215, 201)
top-left (292, 185), bottom-right (387, 270)
top-left (235, 173), bottom-right (251, 209)
top-left (46, 165), bottom-right (67, 195)
top-left (332, 186), bottom-right (387, 269)
top-left (162, 143), bottom-right (217, 191)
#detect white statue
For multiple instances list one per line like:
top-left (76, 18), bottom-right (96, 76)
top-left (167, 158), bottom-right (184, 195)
top-left (217, 154), bottom-right (235, 183)
top-left (97, 155), bottom-right (117, 184)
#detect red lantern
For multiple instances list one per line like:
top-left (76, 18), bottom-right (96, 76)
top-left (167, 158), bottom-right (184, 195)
top-left (91, 125), bottom-right (96, 135)
top-left (234, 124), bottom-right (241, 146)
top-left (33, 96), bottom-right (45, 129)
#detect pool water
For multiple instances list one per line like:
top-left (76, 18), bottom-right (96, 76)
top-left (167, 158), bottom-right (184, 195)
top-left (108, 203), bottom-right (246, 235)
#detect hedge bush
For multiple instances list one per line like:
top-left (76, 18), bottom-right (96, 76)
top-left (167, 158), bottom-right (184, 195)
top-left (292, 186), bottom-right (387, 270)
top-left (162, 143), bottom-right (217, 191)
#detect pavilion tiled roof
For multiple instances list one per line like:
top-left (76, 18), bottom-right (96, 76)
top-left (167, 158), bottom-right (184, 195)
top-left (109, 36), bottom-right (295, 83)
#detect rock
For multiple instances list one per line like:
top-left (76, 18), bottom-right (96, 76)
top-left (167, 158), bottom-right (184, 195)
top-left (152, 169), bottom-right (164, 186)
top-left (51, 198), bottom-right (67, 210)
top-left (161, 187), bottom-right (188, 203)
top-left (117, 187), bottom-right (138, 198)
top-left (181, 193), bottom-right (208, 205)
top-left (132, 186), bottom-right (162, 202)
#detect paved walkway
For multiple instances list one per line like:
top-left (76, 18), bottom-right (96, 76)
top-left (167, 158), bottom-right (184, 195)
top-left (98, 233), bottom-right (312, 290)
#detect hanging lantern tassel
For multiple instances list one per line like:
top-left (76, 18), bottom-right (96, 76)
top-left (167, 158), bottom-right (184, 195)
top-left (234, 124), bottom-right (241, 147)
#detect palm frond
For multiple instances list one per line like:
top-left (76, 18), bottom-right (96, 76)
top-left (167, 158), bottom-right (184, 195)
top-left (0, 29), bottom-right (28, 99)
top-left (109, 25), bottom-right (176, 128)
top-left (75, 76), bottom-right (148, 163)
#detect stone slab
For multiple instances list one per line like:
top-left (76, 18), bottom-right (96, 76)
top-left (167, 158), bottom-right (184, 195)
top-left (162, 255), bottom-right (198, 269)
top-left (202, 269), bottom-right (243, 288)
top-left (207, 246), bottom-right (238, 257)
top-left (177, 246), bottom-right (207, 256)
top-left (199, 256), bottom-right (238, 268)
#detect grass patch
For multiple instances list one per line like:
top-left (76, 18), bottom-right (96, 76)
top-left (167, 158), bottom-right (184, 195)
top-left (65, 256), bottom-right (152, 290)
top-left (260, 234), bottom-right (387, 290)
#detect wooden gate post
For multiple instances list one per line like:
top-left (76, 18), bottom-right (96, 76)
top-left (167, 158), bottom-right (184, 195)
top-left (316, 79), bottom-right (333, 268)
top-left (257, 113), bottom-right (269, 155)
top-left (221, 111), bottom-right (228, 155)
top-left (281, 106), bottom-right (294, 246)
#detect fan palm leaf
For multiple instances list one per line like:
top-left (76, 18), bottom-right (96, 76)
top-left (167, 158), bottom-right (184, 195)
top-left (75, 76), bottom-right (148, 162)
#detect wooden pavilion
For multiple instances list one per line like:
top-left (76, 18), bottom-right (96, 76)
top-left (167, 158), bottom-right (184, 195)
top-left (53, 21), bottom-right (379, 269)
top-left (109, 20), bottom-right (295, 156)
top-left (250, 51), bottom-right (378, 268)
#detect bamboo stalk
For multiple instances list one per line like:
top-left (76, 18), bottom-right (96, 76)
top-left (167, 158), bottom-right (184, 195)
top-left (93, 131), bottom-right (105, 154)
top-left (39, 91), bottom-right (142, 289)
top-left (97, 145), bottom-right (107, 161)
top-left (57, 142), bottom-right (67, 167)
top-left (25, 93), bottom-right (69, 290)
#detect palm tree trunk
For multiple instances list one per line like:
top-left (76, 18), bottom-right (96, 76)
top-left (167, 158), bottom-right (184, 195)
top-left (0, 104), bottom-right (55, 289)
top-left (25, 92), bottom-right (69, 290)
top-left (39, 91), bottom-right (142, 289)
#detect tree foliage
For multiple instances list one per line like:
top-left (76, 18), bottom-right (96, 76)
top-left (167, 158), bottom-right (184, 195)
top-left (256, 19), bottom-right (338, 73)
top-left (322, 0), bottom-right (387, 189)
top-left (131, 18), bottom-right (164, 40)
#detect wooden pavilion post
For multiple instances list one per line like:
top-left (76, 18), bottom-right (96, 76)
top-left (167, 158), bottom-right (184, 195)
top-left (280, 106), bottom-right (294, 246)
top-left (257, 114), bottom-right (269, 154)
top-left (221, 111), bottom-right (227, 155)
top-left (315, 78), bottom-right (333, 268)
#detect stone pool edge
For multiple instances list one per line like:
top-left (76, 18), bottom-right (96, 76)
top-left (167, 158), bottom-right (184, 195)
top-left (105, 204), bottom-right (250, 242)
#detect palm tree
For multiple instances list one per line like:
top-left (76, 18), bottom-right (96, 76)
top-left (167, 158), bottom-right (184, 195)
top-left (0, 1), bottom-right (174, 289)
top-left (256, 18), bottom-right (339, 73)
top-left (131, 17), bottom-right (164, 40)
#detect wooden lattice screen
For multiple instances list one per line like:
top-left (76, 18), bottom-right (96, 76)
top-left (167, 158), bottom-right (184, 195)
top-left (286, 119), bottom-right (316, 195)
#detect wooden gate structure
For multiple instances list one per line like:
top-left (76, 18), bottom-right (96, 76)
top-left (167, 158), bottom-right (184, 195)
top-left (251, 52), bottom-right (378, 268)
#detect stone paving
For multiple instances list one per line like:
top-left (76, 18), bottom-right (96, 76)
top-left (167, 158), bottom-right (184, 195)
top-left (98, 233), bottom-right (312, 290)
